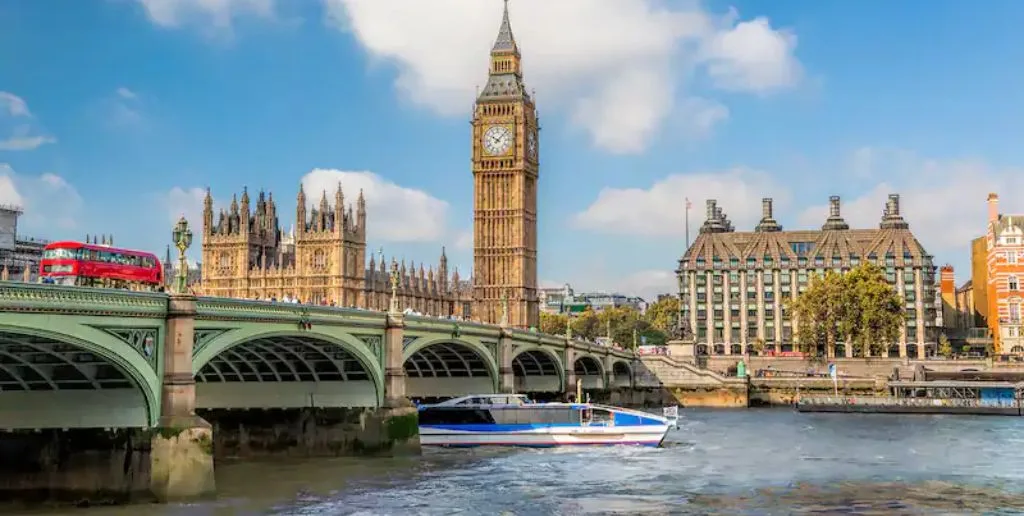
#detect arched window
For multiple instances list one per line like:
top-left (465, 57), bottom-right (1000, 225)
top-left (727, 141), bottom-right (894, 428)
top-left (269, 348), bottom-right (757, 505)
top-left (1010, 275), bottom-right (1019, 291)
top-left (217, 252), bottom-right (230, 270)
top-left (312, 249), bottom-right (327, 269)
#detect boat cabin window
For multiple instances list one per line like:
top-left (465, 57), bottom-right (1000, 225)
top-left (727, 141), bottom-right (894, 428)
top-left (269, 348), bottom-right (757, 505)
top-left (580, 407), bottom-right (614, 426)
top-left (419, 408), bottom-right (495, 425)
top-left (452, 395), bottom-right (529, 406)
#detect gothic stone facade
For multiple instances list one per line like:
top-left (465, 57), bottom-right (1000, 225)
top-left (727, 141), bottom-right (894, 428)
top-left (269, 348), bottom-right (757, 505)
top-left (199, 186), bottom-right (471, 317)
top-left (471, 2), bottom-right (540, 329)
top-left (677, 194), bottom-right (938, 359)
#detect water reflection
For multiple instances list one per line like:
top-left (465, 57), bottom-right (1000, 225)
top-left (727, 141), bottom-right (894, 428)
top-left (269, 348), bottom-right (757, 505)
top-left (24, 410), bottom-right (1024, 515)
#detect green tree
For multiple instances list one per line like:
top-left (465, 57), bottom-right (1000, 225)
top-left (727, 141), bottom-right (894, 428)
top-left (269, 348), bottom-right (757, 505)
top-left (644, 296), bottom-right (681, 334)
top-left (752, 337), bottom-right (766, 356)
top-left (788, 270), bottom-right (846, 359)
top-left (570, 308), bottom-right (601, 340)
top-left (841, 263), bottom-right (904, 358)
top-left (638, 327), bottom-right (667, 347)
top-left (938, 333), bottom-right (953, 358)
top-left (598, 306), bottom-right (637, 343)
top-left (788, 263), bottom-right (903, 360)
top-left (539, 312), bottom-right (568, 335)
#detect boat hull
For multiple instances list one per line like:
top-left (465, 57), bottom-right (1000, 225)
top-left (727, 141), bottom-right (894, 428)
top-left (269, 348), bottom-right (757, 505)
top-left (419, 424), bottom-right (670, 448)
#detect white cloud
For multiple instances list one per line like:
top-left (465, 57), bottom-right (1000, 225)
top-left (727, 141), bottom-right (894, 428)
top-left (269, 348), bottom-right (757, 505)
top-left (676, 97), bottom-right (730, 139)
top-left (329, 0), bottom-right (801, 154)
top-left (798, 150), bottom-right (1024, 262)
top-left (168, 170), bottom-right (451, 247)
top-left (98, 88), bottom-right (145, 128)
top-left (572, 167), bottom-right (788, 236)
top-left (453, 229), bottom-right (473, 250)
top-left (0, 134), bottom-right (56, 151)
top-left (0, 164), bottom-right (83, 233)
top-left (133, 0), bottom-right (275, 29)
top-left (0, 92), bottom-right (31, 117)
top-left (0, 95), bottom-right (56, 151)
top-left (116, 87), bottom-right (138, 100)
top-left (164, 186), bottom-right (208, 232)
top-left (301, 169), bottom-right (448, 242)
top-left (701, 17), bottom-right (802, 93)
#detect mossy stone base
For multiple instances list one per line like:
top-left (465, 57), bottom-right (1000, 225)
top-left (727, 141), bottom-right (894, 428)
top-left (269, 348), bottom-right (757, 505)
top-left (149, 416), bottom-right (216, 502)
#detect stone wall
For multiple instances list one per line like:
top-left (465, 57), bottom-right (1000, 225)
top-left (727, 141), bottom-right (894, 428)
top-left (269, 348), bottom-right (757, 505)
top-left (704, 356), bottom-right (994, 379)
top-left (748, 378), bottom-right (883, 406)
top-left (0, 427), bottom-right (214, 506)
top-left (668, 386), bottom-right (749, 408)
top-left (200, 406), bottom-right (419, 458)
top-left (637, 356), bottom-right (750, 408)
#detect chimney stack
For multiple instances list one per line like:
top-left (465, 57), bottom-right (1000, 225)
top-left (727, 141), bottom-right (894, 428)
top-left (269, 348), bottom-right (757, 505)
top-left (755, 197), bottom-right (782, 232)
top-left (822, 195), bottom-right (850, 231)
top-left (829, 196), bottom-right (841, 218)
top-left (880, 193), bottom-right (909, 229)
top-left (699, 199), bottom-right (731, 234)
top-left (988, 193), bottom-right (999, 224)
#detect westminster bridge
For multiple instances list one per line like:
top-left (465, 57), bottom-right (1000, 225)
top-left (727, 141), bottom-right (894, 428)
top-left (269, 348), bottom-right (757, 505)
top-left (0, 282), bottom-right (644, 503)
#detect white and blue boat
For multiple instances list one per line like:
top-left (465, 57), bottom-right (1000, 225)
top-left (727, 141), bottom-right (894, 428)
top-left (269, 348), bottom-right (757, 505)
top-left (417, 394), bottom-right (672, 448)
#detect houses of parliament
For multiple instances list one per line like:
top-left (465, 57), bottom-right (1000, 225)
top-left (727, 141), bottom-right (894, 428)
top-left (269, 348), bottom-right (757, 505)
top-left (199, 2), bottom-right (541, 328)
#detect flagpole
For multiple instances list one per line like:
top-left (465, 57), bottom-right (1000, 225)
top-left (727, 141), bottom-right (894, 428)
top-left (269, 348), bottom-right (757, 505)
top-left (685, 197), bottom-right (691, 250)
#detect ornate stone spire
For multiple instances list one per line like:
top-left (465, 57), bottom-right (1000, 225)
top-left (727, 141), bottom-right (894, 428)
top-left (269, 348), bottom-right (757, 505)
top-left (479, 0), bottom-right (526, 100)
top-left (492, 0), bottom-right (518, 55)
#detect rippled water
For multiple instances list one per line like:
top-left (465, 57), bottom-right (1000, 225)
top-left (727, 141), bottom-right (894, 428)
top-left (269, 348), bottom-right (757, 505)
top-left (40, 409), bottom-right (1024, 515)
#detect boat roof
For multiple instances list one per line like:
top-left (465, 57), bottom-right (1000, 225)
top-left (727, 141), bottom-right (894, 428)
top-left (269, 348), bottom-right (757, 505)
top-left (421, 394), bottom-right (593, 410)
top-left (427, 394), bottom-right (533, 407)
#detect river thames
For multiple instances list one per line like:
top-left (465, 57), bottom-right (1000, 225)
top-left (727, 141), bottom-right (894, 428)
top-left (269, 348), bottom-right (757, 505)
top-left (34, 409), bottom-right (1024, 515)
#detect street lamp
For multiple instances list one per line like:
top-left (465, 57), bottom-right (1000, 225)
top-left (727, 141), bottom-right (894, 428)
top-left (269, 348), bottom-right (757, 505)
top-left (388, 258), bottom-right (400, 314)
top-left (172, 216), bottom-right (193, 294)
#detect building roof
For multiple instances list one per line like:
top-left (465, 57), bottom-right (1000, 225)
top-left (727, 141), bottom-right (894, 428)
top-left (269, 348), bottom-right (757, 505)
top-left (478, 0), bottom-right (529, 102)
top-left (679, 194), bottom-right (933, 269)
top-left (491, 0), bottom-right (518, 54)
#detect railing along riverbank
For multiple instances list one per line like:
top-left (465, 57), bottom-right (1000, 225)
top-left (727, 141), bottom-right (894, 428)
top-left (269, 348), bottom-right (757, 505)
top-left (797, 395), bottom-right (1022, 416)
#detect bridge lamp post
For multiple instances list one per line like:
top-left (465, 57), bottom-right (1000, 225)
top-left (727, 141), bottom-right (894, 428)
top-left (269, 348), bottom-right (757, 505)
top-left (388, 258), bottom-right (400, 314)
top-left (172, 216), bottom-right (193, 295)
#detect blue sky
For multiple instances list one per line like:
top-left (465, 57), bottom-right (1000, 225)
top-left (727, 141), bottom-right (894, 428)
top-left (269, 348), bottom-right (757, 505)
top-left (2, 0), bottom-right (1024, 300)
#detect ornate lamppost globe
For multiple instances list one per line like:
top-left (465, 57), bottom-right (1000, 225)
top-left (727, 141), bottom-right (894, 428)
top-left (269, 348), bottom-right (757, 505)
top-left (173, 216), bottom-right (193, 250)
top-left (171, 216), bottom-right (193, 294)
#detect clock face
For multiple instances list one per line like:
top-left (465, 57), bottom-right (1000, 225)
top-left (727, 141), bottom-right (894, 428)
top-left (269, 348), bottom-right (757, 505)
top-left (527, 132), bottom-right (537, 159)
top-left (483, 125), bottom-right (513, 155)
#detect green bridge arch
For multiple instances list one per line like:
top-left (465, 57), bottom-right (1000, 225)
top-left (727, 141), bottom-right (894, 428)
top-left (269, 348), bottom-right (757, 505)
top-left (193, 327), bottom-right (385, 407)
top-left (403, 336), bottom-right (500, 394)
top-left (0, 320), bottom-right (161, 428)
top-left (511, 345), bottom-right (566, 393)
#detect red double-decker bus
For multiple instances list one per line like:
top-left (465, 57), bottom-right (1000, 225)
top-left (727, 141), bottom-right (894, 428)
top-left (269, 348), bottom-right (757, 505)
top-left (39, 241), bottom-right (164, 290)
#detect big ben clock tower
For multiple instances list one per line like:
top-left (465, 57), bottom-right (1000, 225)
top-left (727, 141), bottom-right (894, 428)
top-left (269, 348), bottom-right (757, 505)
top-left (471, 0), bottom-right (540, 329)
